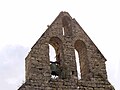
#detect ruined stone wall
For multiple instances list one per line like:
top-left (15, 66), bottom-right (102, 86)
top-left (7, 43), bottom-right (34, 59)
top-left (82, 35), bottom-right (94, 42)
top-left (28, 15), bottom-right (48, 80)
top-left (18, 12), bottom-right (114, 90)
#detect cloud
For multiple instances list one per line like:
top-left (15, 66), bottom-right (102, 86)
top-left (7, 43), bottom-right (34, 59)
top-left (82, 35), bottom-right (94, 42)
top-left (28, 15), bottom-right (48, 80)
top-left (0, 45), bottom-right (29, 90)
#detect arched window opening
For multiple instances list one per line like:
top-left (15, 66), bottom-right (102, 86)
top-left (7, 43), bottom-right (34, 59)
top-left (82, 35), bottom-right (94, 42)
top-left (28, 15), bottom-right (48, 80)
top-left (49, 37), bottom-right (63, 79)
top-left (74, 40), bottom-right (90, 80)
top-left (62, 16), bottom-right (72, 36)
top-left (75, 49), bottom-right (81, 79)
top-left (49, 44), bottom-right (59, 79)
top-left (49, 37), bottom-right (63, 64)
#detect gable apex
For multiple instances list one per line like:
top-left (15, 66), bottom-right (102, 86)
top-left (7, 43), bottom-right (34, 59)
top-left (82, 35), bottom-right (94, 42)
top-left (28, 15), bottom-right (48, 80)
top-left (18, 11), bottom-right (115, 90)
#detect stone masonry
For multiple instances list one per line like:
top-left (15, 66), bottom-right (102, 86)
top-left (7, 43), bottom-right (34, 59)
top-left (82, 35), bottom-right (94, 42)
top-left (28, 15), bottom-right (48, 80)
top-left (18, 11), bottom-right (115, 90)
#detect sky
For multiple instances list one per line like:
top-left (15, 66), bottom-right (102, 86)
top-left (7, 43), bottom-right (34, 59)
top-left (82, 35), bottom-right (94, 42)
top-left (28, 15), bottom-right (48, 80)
top-left (0, 0), bottom-right (120, 90)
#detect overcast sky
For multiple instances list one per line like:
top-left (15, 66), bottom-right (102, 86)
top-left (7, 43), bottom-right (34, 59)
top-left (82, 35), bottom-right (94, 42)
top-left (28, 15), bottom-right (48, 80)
top-left (0, 0), bottom-right (120, 90)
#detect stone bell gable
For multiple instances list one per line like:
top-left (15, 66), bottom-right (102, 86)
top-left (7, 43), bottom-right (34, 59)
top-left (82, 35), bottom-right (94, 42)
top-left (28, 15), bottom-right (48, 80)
top-left (18, 11), bottom-right (115, 90)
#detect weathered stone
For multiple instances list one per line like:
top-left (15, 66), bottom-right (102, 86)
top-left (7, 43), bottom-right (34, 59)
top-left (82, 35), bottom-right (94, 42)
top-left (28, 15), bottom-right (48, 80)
top-left (18, 11), bottom-right (115, 90)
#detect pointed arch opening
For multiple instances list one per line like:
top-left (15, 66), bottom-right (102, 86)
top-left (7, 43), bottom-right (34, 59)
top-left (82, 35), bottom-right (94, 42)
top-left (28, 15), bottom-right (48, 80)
top-left (74, 40), bottom-right (90, 80)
